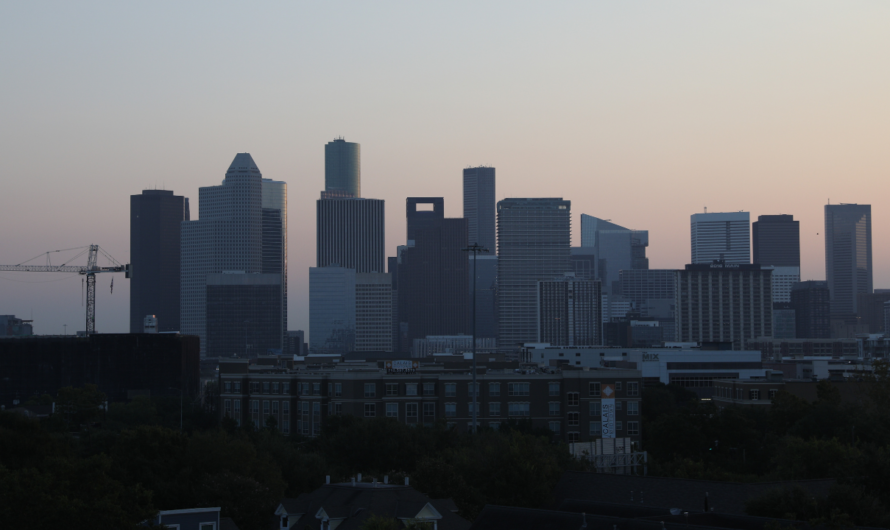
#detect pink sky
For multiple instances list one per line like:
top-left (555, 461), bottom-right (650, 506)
top-left (1, 2), bottom-right (887, 336)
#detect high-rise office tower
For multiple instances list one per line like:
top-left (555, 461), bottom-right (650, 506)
top-left (824, 204), bottom-right (872, 315)
top-left (753, 215), bottom-right (800, 267)
top-left (262, 179), bottom-right (288, 348)
top-left (497, 198), bottom-right (571, 347)
top-left (355, 272), bottom-right (393, 352)
top-left (856, 291), bottom-right (890, 333)
top-left (463, 166), bottom-right (496, 251)
top-left (763, 266), bottom-right (801, 304)
top-left (570, 247), bottom-right (597, 281)
top-left (675, 262), bottom-right (772, 349)
top-left (397, 198), bottom-right (469, 349)
top-left (316, 198), bottom-right (385, 272)
top-left (130, 189), bottom-right (189, 333)
top-left (690, 212), bottom-right (750, 264)
top-left (580, 215), bottom-right (648, 295)
top-left (470, 255), bottom-right (498, 340)
top-left (205, 272), bottom-right (282, 357)
top-left (772, 303), bottom-right (796, 339)
top-left (181, 153), bottom-right (285, 356)
top-left (325, 138), bottom-right (360, 198)
top-left (309, 266), bottom-right (356, 353)
top-left (790, 281), bottom-right (831, 339)
top-left (537, 274), bottom-right (602, 346)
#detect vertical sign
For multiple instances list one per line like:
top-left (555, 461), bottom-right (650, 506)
top-left (601, 383), bottom-right (616, 439)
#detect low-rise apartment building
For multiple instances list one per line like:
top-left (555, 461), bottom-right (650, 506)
top-left (218, 358), bottom-right (642, 444)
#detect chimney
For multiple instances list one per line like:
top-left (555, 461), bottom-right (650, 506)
top-left (384, 475), bottom-right (389, 484)
top-left (325, 475), bottom-right (330, 484)
top-left (404, 477), bottom-right (410, 486)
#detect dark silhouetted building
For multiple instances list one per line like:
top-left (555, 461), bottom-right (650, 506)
top-left (790, 281), bottom-right (831, 339)
top-left (825, 203), bottom-right (872, 315)
top-left (470, 255), bottom-right (498, 340)
top-left (580, 215), bottom-right (648, 295)
top-left (0, 333), bottom-right (200, 407)
top-left (537, 274), bottom-right (602, 346)
top-left (325, 138), bottom-right (360, 198)
top-left (773, 302), bottom-right (796, 339)
top-left (463, 166), bottom-right (496, 251)
top-left (753, 214), bottom-right (800, 267)
top-left (857, 291), bottom-right (890, 334)
top-left (0, 315), bottom-right (33, 337)
top-left (569, 247), bottom-right (596, 281)
top-left (316, 198), bottom-right (385, 273)
top-left (498, 198), bottom-right (572, 347)
top-left (130, 189), bottom-right (189, 332)
top-left (205, 273), bottom-right (282, 358)
top-left (675, 262), bottom-right (772, 349)
top-left (397, 198), bottom-right (469, 351)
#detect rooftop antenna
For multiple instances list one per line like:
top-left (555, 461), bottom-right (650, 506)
top-left (704, 206), bottom-right (708, 213)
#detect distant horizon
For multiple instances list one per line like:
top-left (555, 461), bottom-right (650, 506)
top-left (1, 2), bottom-right (888, 336)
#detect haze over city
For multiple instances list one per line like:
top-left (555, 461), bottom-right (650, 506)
top-left (1, 2), bottom-right (888, 337)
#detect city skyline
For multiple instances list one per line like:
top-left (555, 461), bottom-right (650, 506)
top-left (1, 3), bottom-right (889, 337)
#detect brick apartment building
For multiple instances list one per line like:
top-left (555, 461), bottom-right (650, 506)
top-left (219, 357), bottom-right (642, 444)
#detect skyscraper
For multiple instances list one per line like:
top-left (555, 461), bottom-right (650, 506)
top-left (355, 272), bottom-right (393, 352)
top-left (397, 198), bottom-right (469, 349)
top-left (790, 281), bottom-right (831, 339)
top-left (309, 265), bottom-right (356, 353)
top-left (325, 138), bottom-right (360, 198)
top-left (181, 153), bottom-right (285, 356)
top-left (537, 274), bottom-right (602, 346)
top-left (316, 198), bottom-right (385, 272)
top-left (205, 272), bottom-right (282, 357)
top-left (130, 189), bottom-right (189, 333)
top-left (463, 166), bottom-right (496, 251)
top-left (690, 212), bottom-right (750, 264)
top-left (825, 204), bottom-right (872, 316)
top-left (675, 262), bottom-right (772, 349)
top-left (753, 214), bottom-right (800, 267)
top-left (579, 215), bottom-right (648, 295)
top-left (497, 198), bottom-right (571, 347)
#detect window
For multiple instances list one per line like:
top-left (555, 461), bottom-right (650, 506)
top-left (263, 401), bottom-right (270, 415)
top-left (616, 400), bottom-right (623, 411)
top-left (282, 382), bottom-right (289, 394)
top-left (468, 383), bottom-right (479, 397)
top-left (445, 403), bottom-right (457, 417)
top-left (313, 383), bottom-right (321, 395)
top-left (364, 403), bottom-right (376, 417)
top-left (386, 403), bottom-right (398, 418)
top-left (489, 422), bottom-right (501, 430)
top-left (335, 383), bottom-right (342, 397)
top-left (364, 383), bottom-right (376, 398)
top-left (282, 401), bottom-right (289, 415)
top-left (233, 400), bottom-right (241, 425)
top-left (567, 392), bottom-right (579, 406)
top-left (386, 383), bottom-right (399, 396)
top-left (327, 383), bottom-right (332, 396)
top-left (489, 402), bottom-right (501, 416)
top-left (224, 399), bottom-right (232, 417)
top-left (263, 382), bottom-right (270, 394)
top-left (627, 382), bottom-right (639, 397)
top-left (272, 401), bottom-right (279, 415)
top-left (549, 402), bottom-right (560, 416)
top-left (407, 403), bottom-right (418, 418)
top-left (549, 421), bottom-right (561, 434)
top-left (616, 421), bottom-right (623, 431)
top-left (250, 382), bottom-right (259, 393)
top-left (272, 382), bottom-right (280, 394)
top-left (406, 383), bottom-right (418, 396)
top-left (301, 383), bottom-right (310, 396)
top-left (489, 382), bottom-right (501, 397)
top-left (468, 402), bottom-right (478, 415)
top-left (423, 402), bottom-right (435, 417)
top-left (423, 383), bottom-right (435, 396)
top-left (627, 401), bottom-right (639, 416)
top-left (234, 381), bottom-right (241, 393)
top-left (590, 421), bottom-right (602, 436)
top-left (749, 389), bottom-right (760, 400)
top-left (199, 523), bottom-right (216, 530)
top-left (508, 383), bottom-right (530, 396)
top-left (628, 421), bottom-right (640, 436)
top-left (616, 382), bottom-right (622, 391)
top-left (568, 412), bottom-right (580, 426)
top-left (508, 402), bottom-right (530, 416)
top-left (281, 419), bottom-right (289, 434)
top-left (589, 401), bottom-right (601, 416)
top-left (445, 383), bottom-right (457, 397)
top-left (568, 432), bottom-right (580, 443)
top-left (334, 402), bottom-right (343, 415)
top-left (589, 382), bottom-right (600, 396)
top-left (549, 382), bottom-right (560, 396)
top-left (769, 389), bottom-right (778, 399)
top-left (224, 382), bottom-right (232, 393)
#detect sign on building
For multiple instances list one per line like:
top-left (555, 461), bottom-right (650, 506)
top-left (385, 360), bottom-right (419, 374)
top-left (601, 383), bottom-right (616, 439)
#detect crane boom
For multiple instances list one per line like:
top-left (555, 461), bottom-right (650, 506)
top-left (0, 245), bottom-right (129, 334)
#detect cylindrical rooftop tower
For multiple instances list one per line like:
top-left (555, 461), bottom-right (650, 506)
top-left (325, 138), bottom-right (360, 198)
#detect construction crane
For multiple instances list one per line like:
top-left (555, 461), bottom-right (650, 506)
top-left (0, 245), bottom-right (129, 334)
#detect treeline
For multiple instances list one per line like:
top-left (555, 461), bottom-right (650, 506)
top-left (3, 363), bottom-right (890, 529)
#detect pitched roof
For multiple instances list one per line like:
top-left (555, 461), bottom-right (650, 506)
top-left (550, 472), bottom-right (836, 515)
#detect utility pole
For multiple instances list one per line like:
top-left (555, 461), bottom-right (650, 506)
top-left (462, 243), bottom-right (489, 434)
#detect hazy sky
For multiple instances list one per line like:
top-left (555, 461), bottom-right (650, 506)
top-left (1, 2), bottom-right (888, 337)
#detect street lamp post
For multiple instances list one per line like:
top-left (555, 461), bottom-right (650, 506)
top-left (462, 243), bottom-right (489, 434)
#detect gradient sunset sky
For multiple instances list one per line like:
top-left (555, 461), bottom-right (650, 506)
top-left (1, 2), bottom-right (887, 337)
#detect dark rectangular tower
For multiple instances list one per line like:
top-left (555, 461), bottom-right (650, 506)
top-left (753, 214), bottom-right (800, 267)
top-left (463, 167), bottom-right (496, 251)
top-left (790, 281), bottom-right (831, 339)
top-left (825, 204), bottom-right (872, 315)
top-left (316, 198), bottom-right (385, 273)
top-left (130, 190), bottom-right (189, 333)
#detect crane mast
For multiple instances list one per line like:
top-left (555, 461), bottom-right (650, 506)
top-left (0, 244), bottom-right (129, 334)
